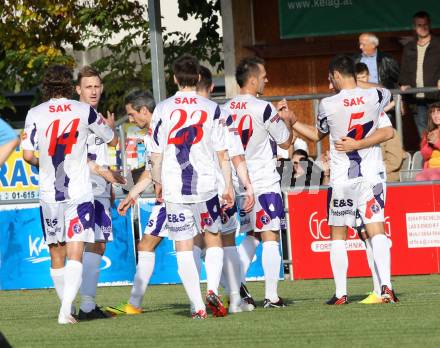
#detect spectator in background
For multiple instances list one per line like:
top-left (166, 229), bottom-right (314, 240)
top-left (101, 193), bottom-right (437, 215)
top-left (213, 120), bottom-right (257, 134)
top-left (380, 129), bottom-right (406, 182)
top-left (399, 11), bottom-right (440, 138)
top-left (416, 102), bottom-right (440, 181)
top-left (0, 118), bottom-right (19, 166)
top-left (354, 32), bottom-right (400, 89)
top-left (355, 63), bottom-right (406, 182)
top-left (290, 149), bottom-right (329, 187)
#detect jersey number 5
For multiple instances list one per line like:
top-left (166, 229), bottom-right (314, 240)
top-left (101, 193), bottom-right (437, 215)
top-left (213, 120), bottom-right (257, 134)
top-left (46, 118), bottom-right (80, 156)
top-left (347, 112), bottom-right (364, 140)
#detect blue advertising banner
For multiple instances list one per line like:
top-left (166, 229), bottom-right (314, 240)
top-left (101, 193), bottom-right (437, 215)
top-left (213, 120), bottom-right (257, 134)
top-left (0, 201), bottom-right (136, 290)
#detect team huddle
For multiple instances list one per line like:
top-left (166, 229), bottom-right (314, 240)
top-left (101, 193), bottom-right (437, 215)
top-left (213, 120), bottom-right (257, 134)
top-left (22, 53), bottom-right (398, 324)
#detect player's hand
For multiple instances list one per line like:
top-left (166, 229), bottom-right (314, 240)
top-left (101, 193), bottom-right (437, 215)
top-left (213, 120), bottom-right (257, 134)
top-left (277, 99), bottom-right (288, 112)
top-left (105, 111), bottom-right (116, 129)
top-left (279, 108), bottom-right (297, 128)
top-left (400, 85), bottom-right (411, 91)
top-left (242, 185), bottom-right (255, 213)
top-left (221, 185), bottom-right (235, 209)
top-left (99, 168), bottom-right (127, 185)
top-left (117, 194), bottom-right (137, 216)
top-left (335, 137), bottom-right (359, 152)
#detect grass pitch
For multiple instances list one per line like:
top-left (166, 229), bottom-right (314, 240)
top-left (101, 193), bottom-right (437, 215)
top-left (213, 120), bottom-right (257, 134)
top-left (1, 275), bottom-right (440, 347)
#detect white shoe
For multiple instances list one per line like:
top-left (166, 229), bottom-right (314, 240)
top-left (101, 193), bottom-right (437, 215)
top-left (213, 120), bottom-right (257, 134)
top-left (229, 299), bottom-right (255, 313)
top-left (239, 299), bottom-right (255, 312)
top-left (58, 313), bottom-right (78, 325)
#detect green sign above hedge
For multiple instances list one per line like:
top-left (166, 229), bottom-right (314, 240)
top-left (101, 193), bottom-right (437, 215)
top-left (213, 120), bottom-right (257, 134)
top-left (279, 0), bottom-right (440, 39)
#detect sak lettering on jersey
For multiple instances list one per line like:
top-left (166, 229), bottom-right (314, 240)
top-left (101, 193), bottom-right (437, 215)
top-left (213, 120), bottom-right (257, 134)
top-left (150, 91), bottom-right (226, 203)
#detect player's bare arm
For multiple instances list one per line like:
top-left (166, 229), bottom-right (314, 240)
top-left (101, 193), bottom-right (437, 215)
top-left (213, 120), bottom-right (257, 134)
top-left (102, 111), bottom-right (119, 147)
top-left (217, 149), bottom-right (235, 209)
top-left (230, 154), bottom-right (255, 212)
top-left (22, 149), bottom-right (39, 168)
top-left (117, 170), bottom-right (152, 216)
top-left (87, 160), bottom-right (126, 185)
top-left (276, 100), bottom-right (296, 149)
top-left (292, 121), bottom-right (326, 142)
top-left (150, 152), bottom-right (163, 185)
top-left (0, 137), bottom-right (19, 166)
top-left (335, 126), bottom-right (394, 152)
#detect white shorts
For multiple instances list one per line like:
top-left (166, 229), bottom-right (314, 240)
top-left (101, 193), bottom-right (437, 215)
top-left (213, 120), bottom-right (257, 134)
top-left (237, 185), bottom-right (285, 233)
top-left (94, 197), bottom-right (113, 242)
top-left (328, 179), bottom-right (386, 227)
top-left (165, 195), bottom-right (221, 241)
top-left (143, 202), bottom-right (168, 238)
top-left (220, 202), bottom-right (238, 235)
top-left (40, 193), bottom-right (95, 245)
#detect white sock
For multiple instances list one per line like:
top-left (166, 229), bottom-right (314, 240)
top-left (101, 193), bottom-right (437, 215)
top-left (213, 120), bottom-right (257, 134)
top-left (366, 239), bottom-right (381, 296)
top-left (205, 247), bottom-right (223, 295)
top-left (176, 251), bottom-right (205, 312)
top-left (223, 246), bottom-right (242, 307)
top-left (370, 234), bottom-right (392, 289)
top-left (330, 240), bottom-right (348, 298)
top-left (80, 252), bottom-right (102, 313)
top-left (193, 245), bottom-right (203, 278)
top-left (128, 251), bottom-right (155, 308)
top-left (60, 260), bottom-right (83, 317)
top-left (238, 235), bottom-right (259, 283)
top-left (262, 241), bottom-right (281, 302)
top-left (50, 267), bottom-right (65, 302)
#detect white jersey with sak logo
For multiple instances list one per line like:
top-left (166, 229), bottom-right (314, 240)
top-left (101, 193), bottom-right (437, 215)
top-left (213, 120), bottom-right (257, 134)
top-left (316, 87), bottom-right (392, 227)
top-left (22, 98), bottom-right (115, 203)
top-left (316, 87), bottom-right (392, 184)
top-left (150, 91), bottom-right (227, 204)
top-left (222, 94), bottom-right (290, 194)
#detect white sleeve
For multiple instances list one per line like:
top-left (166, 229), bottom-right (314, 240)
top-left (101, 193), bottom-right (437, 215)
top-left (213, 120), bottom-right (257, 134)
top-left (144, 134), bottom-right (152, 171)
top-left (316, 100), bottom-right (329, 134)
top-left (378, 111), bottom-right (392, 129)
top-left (22, 111), bottom-right (38, 151)
top-left (376, 88), bottom-right (391, 110)
top-left (150, 105), bottom-right (165, 154)
top-left (222, 110), bottom-right (244, 157)
top-left (87, 107), bottom-right (114, 143)
top-left (264, 102), bottom-right (290, 145)
top-left (212, 105), bottom-right (227, 152)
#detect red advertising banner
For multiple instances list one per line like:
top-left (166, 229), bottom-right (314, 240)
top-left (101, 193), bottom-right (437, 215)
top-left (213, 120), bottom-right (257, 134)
top-left (287, 183), bottom-right (440, 280)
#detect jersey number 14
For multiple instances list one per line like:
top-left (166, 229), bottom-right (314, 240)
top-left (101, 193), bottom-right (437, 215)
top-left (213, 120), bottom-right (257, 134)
top-left (46, 118), bottom-right (80, 156)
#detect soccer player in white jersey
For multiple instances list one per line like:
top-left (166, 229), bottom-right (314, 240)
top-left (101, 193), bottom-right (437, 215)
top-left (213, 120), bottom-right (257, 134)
top-left (105, 90), bottom-right (170, 316)
top-left (289, 55), bottom-right (398, 304)
top-left (75, 66), bottom-right (123, 319)
top-left (223, 56), bottom-right (296, 308)
top-left (22, 65), bottom-right (118, 324)
top-left (195, 65), bottom-right (253, 313)
top-left (150, 54), bottom-right (254, 319)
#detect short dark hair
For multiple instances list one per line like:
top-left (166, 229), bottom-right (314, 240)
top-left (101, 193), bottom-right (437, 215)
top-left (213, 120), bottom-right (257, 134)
top-left (329, 55), bottom-right (356, 79)
top-left (355, 62), bottom-right (369, 75)
top-left (413, 11), bottom-right (431, 24)
top-left (173, 54), bottom-right (200, 88)
top-left (292, 149), bottom-right (309, 159)
top-left (42, 65), bottom-right (74, 100)
top-left (77, 66), bottom-right (101, 85)
top-left (235, 56), bottom-right (265, 88)
top-left (124, 90), bottom-right (156, 113)
top-left (196, 65), bottom-right (213, 92)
